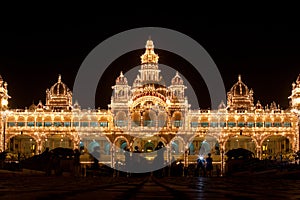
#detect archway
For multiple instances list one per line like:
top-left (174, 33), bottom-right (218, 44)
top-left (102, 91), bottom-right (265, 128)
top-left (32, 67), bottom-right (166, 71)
top-left (189, 135), bottom-right (220, 163)
top-left (8, 135), bottom-right (37, 158)
top-left (113, 137), bottom-right (129, 165)
top-left (261, 135), bottom-right (292, 160)
top-left (199, 140), bottom-right (211, 156)
top-left (144, 142), bottom-right (155, 152)
top-left (88, 140), bottom-right (100, 154)
top-left (225, 135), bottom-right (256, 156)
top-left (44, 134), bottom-right (74, 150)
top-left (80, 135), bottom-right (111, 164)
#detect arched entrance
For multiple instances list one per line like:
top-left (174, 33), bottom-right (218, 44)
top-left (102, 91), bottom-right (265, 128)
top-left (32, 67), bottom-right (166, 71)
top-left (170, 137), bottom-right (185, 161)
top-left (189, 135), bottom-right (220, 163)
top-left (113, 137), bottom-right (129, 165)
top-left (225, 135), bottom-right (256, 156)
top-left (8, 135), bottom-right (37, 158)
top-left (261, 135), bottom-right (292, 160)
top-left (44, 134), bottom-right (73, 150)
top-left (144, 142), bottom-right (155, 152)
top-left (80, 135), bottom-right (111, 164)
top-left (88, 140), bottom-right (100, 154)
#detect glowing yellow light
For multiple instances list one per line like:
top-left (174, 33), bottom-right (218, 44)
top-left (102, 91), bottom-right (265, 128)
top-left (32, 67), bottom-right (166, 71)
top-left (1, 98), bottom-right (8, 106)
top-left (166, 99), bottom-right (171, 105)
top-left (293, 98), bottom-right (300, 105)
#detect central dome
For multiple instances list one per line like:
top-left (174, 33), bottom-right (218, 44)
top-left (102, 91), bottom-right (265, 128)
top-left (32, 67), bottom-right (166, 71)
top-left (231, 75), bottom-right (249, 96)
top-left (50, 75), bottom-right (69, 96)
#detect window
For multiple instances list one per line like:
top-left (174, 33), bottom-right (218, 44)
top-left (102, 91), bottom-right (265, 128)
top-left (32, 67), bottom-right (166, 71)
top-left (265, 122), bottom-right (272, 127)
top-left (273, 122), bottom-right (282, 127)
top-left (100, 122), bottom-right (108, 127)
top-left (210, 122), bottom-right (218, 127)
top-left (116, 120), bottom-right (126, 127)
top-left (80, 122), bottom-right (89, 127)
top-left (27, 122), bottom-right (34, 127)
top-left (54, 122), bottom-right (62, 127)
top-left (44, 122), bottom-right (52, 127)
top-left (90, 122), bottom-right (98, 127)
top-left (220, 122), bottom-right (226, 127)
top-left (190, 122), bottom-right (198, 128)
top-left (174, 120), bottom-right (182, 127)
top-left (144, 120), bottom-right (154, 127)
top-left (17, 122), bottom-right (25, 127)
top-left (64, 122), bottom-right (71, 127)
top-left (227, 122), bottom-right (236, 127)
top-left (7, 122), bottom-right (16, 127)
top-left (238, 122), bottom-right (245, 127)
top-left (73, 122), bottom-right (79, 127)
top-left (36, 122), bottom-right (43, 127)
top-left (200, 122), bottom-right (209, 127)
top-left (158, 120), bottom-right (166, 127)
top-left (256, 122), bottom-right (263, 127)
top-left (247, 122), bottom-right (254, 127)
top-left (284, 122), bottom-right (291, 127)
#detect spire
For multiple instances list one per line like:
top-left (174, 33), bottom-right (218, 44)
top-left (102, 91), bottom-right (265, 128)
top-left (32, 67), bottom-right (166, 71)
top-left (120, 71), bottom-right (124, 77)
top-left (238, 74), bottom-right (242, 82)
top-left (296, 74), bottom-right (300, 84)
top-left (218, 100), bottom-right (226, 109)
top-left (141, 39), bottom-right (159, 64)
top-left (58, 74), bottom-right (62, 83)
top-left (145, 38), bottom-right (154, 49)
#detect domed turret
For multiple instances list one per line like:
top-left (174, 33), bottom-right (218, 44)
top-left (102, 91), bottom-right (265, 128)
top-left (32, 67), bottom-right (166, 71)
top-left (171, 71), bottom-right (184, 85)
top-left (231, 75), bottom-right (250, 96)
top-left (227, 75), bottom-right (254, 111)
top-left (289, 74), bottom-right (300, 112)
top-left (115, 71), bottom-right (128, 85)
top-left (28, 101), bottom-right (37, 111)
top-left (50, 75), bottom-right (68, 95)
top-left (45, 74), bottom-right (72, 111)
top-left (218, 100), bottom-right (226, 110)
top-left (133, 75), bottom-right (142, 88)
top-left (255, 100), bottom-right (262, 109)
top-left (0, 74), bottom-right (10, 110)
top-left (140, 38), bottom-right (159, 64)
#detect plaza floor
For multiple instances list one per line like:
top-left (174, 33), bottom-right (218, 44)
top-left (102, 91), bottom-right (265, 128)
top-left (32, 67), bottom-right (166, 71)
top-left (1, 169), bottom-right (300, 199)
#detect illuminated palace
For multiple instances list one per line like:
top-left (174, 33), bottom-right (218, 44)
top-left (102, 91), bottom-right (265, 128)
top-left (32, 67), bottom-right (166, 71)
top-left (0, 39), bottom-right (300, 171)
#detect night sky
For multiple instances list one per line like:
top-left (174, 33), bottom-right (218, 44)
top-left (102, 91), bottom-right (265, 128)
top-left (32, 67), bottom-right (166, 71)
top-left (0, 15), bottom-right (299, 110)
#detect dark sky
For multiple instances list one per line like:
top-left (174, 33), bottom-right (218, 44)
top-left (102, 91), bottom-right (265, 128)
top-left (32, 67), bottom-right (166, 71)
top-left (0, 15), bottom-right (299, 110)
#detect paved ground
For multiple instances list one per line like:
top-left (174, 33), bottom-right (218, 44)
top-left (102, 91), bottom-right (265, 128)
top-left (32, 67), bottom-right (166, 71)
top-left (1, 169), bottom-right (300, 199)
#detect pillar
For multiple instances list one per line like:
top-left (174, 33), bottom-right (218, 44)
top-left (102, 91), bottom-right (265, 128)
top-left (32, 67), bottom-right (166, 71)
top-left (111, 145), bottom-right (115, 169)
top-left (37, 139), bottom-right (42, 154)
top-left (220, 147), bottom-right (225, 176)
top-left (184, 148), bottom-right (188, 167)
top-left (256, 145), bottom-right (262, 160)
top-left (166, 144), bottom-right (171, 164)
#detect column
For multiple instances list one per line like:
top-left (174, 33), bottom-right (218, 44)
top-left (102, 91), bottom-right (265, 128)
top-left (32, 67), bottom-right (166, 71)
top-left (256, 145), bottom-right (262, 160)
top-left (111, 145), bottom-right (115, 169)
top-left (37, 139), bottom-right (42, 154)
top-left (184, 148), bottom-right (188, 167)
top-left (220, 147), bottom-right (225, 176)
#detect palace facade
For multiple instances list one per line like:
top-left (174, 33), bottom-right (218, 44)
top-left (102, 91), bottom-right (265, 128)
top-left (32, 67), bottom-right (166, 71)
top-left (0, 39), bottom-right (299, 171)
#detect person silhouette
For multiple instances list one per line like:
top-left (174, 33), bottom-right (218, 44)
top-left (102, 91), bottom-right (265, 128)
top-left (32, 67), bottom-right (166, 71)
top-left (206, 153), bottom-right (213, 177)
top-left (154, 142), bottom-right (165, 177)
top-left (73, 149), bottom-right (81, 177)
top-left (91, 146), bottom-right (100, 176)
